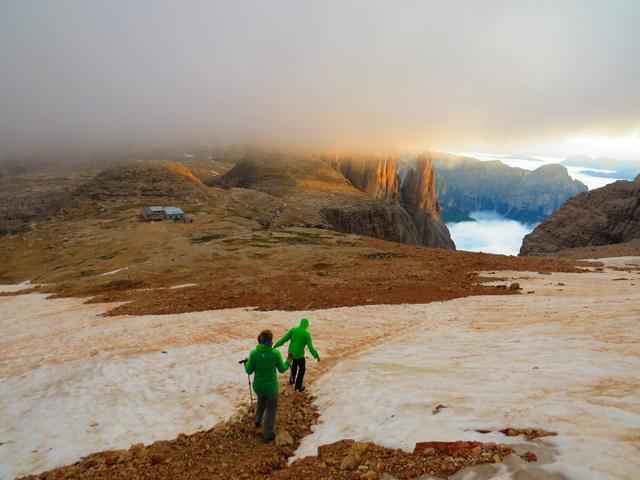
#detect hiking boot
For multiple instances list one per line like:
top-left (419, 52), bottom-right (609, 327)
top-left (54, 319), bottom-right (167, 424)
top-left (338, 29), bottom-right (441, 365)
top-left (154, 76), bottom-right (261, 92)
top-left (295, 386), bottom-right (306, 392)
top-left (262, 435), bottom-right (275, 443)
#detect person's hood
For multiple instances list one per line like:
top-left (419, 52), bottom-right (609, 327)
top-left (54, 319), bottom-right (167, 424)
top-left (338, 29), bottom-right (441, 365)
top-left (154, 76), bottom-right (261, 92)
top-left (256, 343), bottom-right (272, 352)
top-left (299, 318), bottom-right (309, 329)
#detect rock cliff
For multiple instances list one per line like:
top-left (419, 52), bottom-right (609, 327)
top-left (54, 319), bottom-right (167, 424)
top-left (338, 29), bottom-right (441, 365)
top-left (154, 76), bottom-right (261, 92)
top-left (321, 201), bottom-right (421, 246)
top-left (399, 155), bottom-right (454, 249)
top-left (431, 153), bottom-right (587, 223)
top-left (520, 177), bottom-right (640, 255)
top-left (330, 153), bottom-right (454, 249)
top-left (329, 154), bottom-right (399, 200)
top-left (220, 153), bottom-right (455, 250)
top-left (400, 155), bottom-right (441, 219)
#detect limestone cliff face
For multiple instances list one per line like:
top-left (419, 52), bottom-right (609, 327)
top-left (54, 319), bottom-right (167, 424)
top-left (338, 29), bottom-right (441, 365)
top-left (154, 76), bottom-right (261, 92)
top-left (401, 154), bottom-right (441, 219)
top-left (329, 153), bottom-right (455, 249)
top-left (520, 178), bottom-right (640, 255)
top-left (399, 154), bottom-right (455, 249)
top-left (330, 155), bottom-right (400, 201)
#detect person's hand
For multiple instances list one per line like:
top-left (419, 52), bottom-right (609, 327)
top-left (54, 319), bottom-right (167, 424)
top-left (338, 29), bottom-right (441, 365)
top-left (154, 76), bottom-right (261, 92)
top-left (287, 353), bottom-right (293, 362)
top-left (316, 357), bottom-right (320, 362)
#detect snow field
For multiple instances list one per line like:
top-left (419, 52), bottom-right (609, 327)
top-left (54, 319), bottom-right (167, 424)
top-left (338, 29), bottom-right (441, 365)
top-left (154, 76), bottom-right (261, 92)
top-left (1, 257), bottom-right (639, 479)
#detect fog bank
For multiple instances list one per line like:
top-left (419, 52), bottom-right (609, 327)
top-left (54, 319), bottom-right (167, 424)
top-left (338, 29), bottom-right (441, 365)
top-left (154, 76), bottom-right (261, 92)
top-left (1, 1), bottom-right (640, 155)
top-left (447, 211), bottom-right (536, 255)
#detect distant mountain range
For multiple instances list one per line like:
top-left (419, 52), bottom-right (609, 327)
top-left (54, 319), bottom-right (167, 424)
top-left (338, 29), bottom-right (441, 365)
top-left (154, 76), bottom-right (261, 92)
top-left (430, 152), bottom-right (587, 224)
top-left (560, 156), bottom-right (640, 180)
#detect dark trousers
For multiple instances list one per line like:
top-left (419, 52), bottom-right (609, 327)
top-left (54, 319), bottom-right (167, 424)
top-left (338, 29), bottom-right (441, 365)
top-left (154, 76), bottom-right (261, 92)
top-left (255, 394), bottom-right (277, 441)
top-left (289, 357), bottom-right (306, 390)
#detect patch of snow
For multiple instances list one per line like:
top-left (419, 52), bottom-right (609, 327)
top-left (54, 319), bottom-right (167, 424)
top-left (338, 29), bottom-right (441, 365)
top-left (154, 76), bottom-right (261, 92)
top-left (294, 261), bottom-right (640, 480)
top-left (0, 282), bottom-right (33, 293)
top-left (0, 343), bottom-right (248, 478)
top-left (0, 291), bottom-right (417, 477)
top-left (100, 267), bottom-right (128, 276)
top-left (167, 283), bottom-right (199, 289)
top-left (581, 256), bottom-right (640, 268)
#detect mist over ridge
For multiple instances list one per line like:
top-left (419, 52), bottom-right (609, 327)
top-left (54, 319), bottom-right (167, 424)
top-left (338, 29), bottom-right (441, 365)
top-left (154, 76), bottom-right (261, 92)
top-left (1, 1), bottom-right (640, 158)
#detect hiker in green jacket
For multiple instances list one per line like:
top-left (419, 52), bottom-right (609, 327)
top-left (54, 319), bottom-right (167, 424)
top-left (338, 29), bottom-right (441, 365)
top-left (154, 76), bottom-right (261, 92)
top-left (273, 318), bottom-right (320, 392)
top-left (244, 329), bottom-right (291, 443)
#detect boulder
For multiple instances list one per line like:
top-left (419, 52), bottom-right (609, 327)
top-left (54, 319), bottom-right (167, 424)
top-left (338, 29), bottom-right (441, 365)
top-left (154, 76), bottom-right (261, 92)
top-left (275, 429), bottom-right (294, 447)
top-left (413, 441), bottom-right (483, 457)
top-left (340, 442), bottom-right (370, 470)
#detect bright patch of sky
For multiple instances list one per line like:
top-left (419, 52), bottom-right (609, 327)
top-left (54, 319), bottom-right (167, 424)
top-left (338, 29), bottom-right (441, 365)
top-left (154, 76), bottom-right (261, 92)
top-left (446, 211), bottom-right (535, 256)
top-left (562, 132), bottom-right (640, 160)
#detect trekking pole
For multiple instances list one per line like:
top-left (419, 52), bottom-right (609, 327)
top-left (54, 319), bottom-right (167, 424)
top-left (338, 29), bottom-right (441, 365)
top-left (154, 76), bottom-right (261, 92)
top-left (239, 359), bottom-right (253, 408)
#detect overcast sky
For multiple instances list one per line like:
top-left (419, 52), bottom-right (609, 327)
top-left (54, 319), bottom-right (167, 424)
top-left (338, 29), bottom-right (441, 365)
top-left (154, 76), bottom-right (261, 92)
top-left (1, 0), bottom-right (639, 158)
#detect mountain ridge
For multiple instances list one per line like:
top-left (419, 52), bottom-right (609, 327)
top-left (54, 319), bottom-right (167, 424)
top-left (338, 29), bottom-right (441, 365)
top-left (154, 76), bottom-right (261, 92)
top-left (431, 152), bottom-right (587, 223)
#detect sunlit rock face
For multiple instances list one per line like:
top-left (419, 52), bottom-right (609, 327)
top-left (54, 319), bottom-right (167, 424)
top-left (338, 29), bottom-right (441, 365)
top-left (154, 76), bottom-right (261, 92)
top-left (330, 152), bottom-right (455, 249)
top-left (400, 155), bottom-right (455, 250)
top-left (218, 151), bottom-right (455, 249)
top-left (330, 154), bottom-right (400, 201)
top-left (400, 155), bottom-right (440, 219)
top-left (520, 178), bottom-right (640, 255)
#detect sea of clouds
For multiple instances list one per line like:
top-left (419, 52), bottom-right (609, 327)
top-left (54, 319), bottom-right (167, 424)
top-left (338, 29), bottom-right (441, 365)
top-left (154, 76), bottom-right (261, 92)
top-left (447, 211), bottom-right (536, 256)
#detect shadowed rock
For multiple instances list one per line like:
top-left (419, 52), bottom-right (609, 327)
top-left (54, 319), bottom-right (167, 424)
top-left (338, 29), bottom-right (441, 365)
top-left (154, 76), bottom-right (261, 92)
top-left (520, 176), bottom-right (640, 255)
top-left (431, 152), bottom-right (587, 223)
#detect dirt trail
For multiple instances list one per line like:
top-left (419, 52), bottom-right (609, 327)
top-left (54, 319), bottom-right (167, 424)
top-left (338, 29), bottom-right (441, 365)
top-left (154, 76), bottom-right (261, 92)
top-left (21, 386), bottom-right (526, 480)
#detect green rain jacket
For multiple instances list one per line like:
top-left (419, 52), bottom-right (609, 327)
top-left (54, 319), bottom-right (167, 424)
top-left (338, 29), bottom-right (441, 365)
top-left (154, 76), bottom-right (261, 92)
top-left (273, 318), bottom-right (320, 360)
top-left (244, 343), bottom-right (291, 396)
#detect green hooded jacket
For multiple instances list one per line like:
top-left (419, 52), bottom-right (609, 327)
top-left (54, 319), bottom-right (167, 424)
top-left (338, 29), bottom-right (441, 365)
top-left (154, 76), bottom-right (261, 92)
top-left (244, 343), bottom-right (291, 396)
top-left (273, 318), bottom-right (320, 360)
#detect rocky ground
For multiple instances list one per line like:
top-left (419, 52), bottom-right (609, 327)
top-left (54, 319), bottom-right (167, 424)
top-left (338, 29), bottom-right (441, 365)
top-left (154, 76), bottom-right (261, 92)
top-left (4, 259), bottom-right (639, 479)
top-left (0, 222), bottom-right (579, 317)
top-left (20, 386), bottom-right (531, 480)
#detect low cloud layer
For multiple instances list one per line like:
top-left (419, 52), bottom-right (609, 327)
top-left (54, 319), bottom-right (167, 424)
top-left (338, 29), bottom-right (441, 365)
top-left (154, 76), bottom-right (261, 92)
top-left (1, 1), bottom-right (640, 155)
top-left (447, 211), bottom-right (536, 256)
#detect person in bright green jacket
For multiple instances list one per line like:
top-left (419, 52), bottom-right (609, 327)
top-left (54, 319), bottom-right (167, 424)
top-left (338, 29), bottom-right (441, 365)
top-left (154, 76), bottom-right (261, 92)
top-left (244, 329), bottom-right (291, 443)
top-left (273, 318), bottom-right (320, 392)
